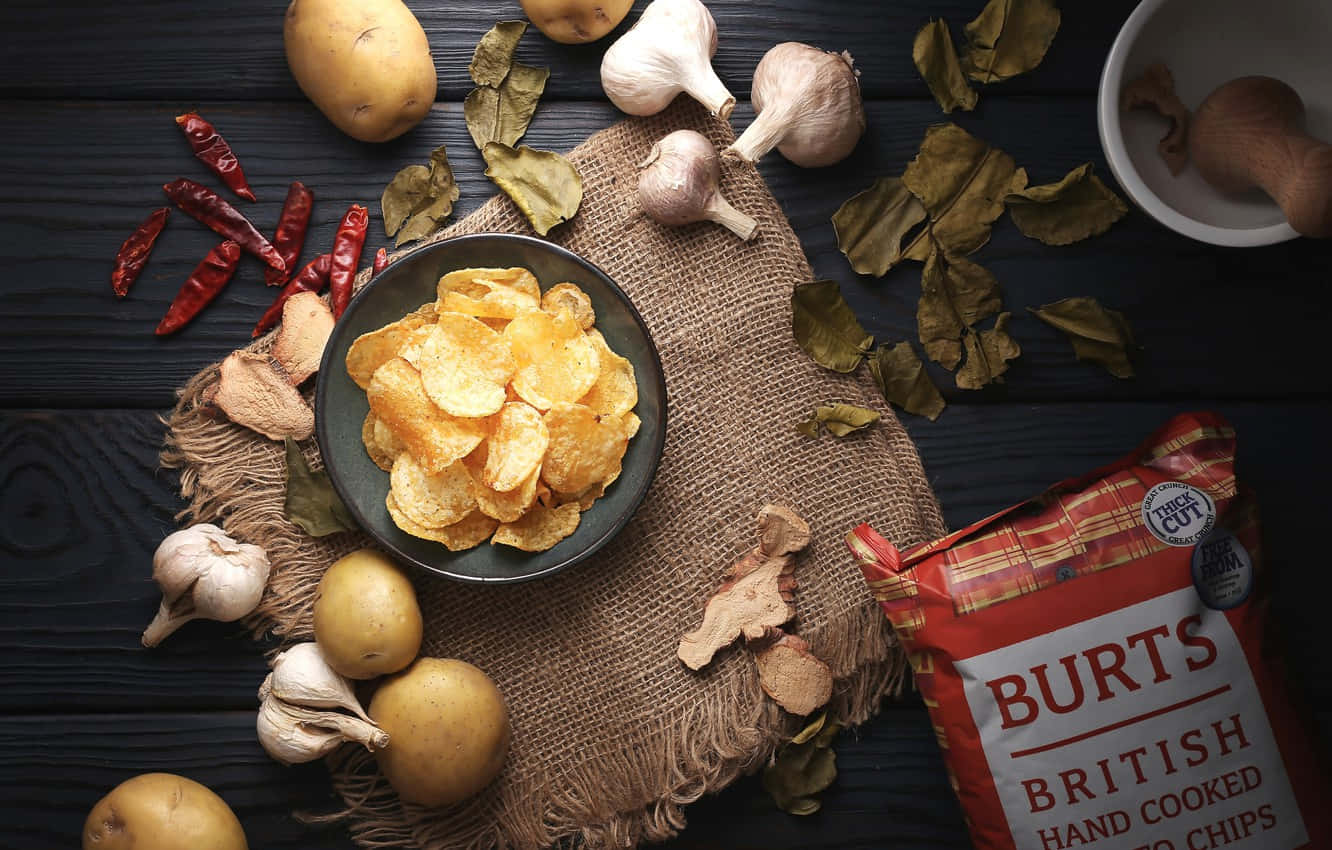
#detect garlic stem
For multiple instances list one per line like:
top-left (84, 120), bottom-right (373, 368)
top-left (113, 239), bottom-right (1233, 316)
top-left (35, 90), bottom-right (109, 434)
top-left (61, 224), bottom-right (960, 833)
top-left (142, 598), bottom-right (200, 648)
top-left (680, 62), bottom-right (736, 120)
top-left (727, 106), bottom-right (790, 165)
top-left (704, 196), bottom-right (758, 240)
top-left (256, 694), bottom-right (389, 766)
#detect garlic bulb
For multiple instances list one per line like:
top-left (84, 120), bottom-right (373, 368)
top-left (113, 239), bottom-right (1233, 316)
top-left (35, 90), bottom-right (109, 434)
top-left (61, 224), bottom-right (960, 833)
top-left (638, 129), bottom-right (757, 240)
top-left (256, 695), bottom-right (389, 766)
top-left (727, 43), bottom-right (866, 168)
top-left (142, 524), bottom-right (270, 647)
top-left (600, 0), bottom-right (735, 119)
top-left (259, 642), bottom-right (372, 722)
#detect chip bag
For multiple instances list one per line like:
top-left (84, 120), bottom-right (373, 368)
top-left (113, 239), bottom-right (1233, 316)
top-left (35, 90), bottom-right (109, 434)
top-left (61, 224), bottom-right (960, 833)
top-left (847, 412), bottom-right (1330, 850)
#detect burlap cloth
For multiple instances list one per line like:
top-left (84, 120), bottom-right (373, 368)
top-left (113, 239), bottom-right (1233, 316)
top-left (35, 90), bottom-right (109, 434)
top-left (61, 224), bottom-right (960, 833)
top-left (162, 99), bottom-right (946, 850)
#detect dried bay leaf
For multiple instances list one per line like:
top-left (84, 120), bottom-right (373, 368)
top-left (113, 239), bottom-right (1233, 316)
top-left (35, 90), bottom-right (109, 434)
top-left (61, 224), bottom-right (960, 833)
top-left (795, 416), bottom-right (818, 439)
top-left (869, 343), bottom-right (946, 421)
top-left (902, 123), bottom-right (1024, 261)
top-left (381, 164), bottom-right (431, 238)
top-left (464, 85), bottom-right (502, 150)
top-left (497, 63), bottom-right (550, 146)
top-left (1005, 163), bottom-right (1129, 245)
top-left (831, 177), bottom-right (928, 276)
top-left (395, 193), bottom-right (454, 247)
top-left (469, 20), bottom-right (527, 87)
top-left (963, 0), bottom-right (1061, 85)
top-left (913, 19), bottom-right (977, 114)
top-left (482, 143), bottom-right (583, 236)
top-left (763, 713), bottom-right (840, 815)
top-left (384, 145), bottom-right (460, 246)
top-left (917, 249), bottom-right (1001, 369)
top-left (791, 280), bottom-right (874, 373)
top-left (955, 312), bottom-right (1021, 390)
top-left (816, 404), bottom-right (880, 437)
top-left (1029, 296), bottom-right (1135, 378)
top-left (283, 437), bottom-right (355, 537)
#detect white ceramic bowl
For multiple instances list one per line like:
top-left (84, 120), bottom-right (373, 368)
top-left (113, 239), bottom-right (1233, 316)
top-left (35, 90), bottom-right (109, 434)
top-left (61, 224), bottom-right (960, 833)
top-left (1098, 0), bottom-right (1332, 246)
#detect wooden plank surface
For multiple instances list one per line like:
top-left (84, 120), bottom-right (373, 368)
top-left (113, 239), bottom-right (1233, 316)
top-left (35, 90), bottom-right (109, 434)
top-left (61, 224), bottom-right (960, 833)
top-left (2, 98), bottom-right (1328, 408)
top-left (0, 1), bottom-right (1137, 101)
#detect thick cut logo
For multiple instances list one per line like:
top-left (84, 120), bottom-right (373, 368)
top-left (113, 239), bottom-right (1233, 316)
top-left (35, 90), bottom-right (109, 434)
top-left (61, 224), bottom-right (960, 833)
top-left (1142, 483), bottom-right (1216, 547)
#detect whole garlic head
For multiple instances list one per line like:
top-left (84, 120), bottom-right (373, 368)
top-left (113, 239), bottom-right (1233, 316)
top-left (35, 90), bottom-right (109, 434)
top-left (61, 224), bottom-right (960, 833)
top-left (142, 523), bottom-right (270, 647)
top-left (638, 129), bottom-right (757, 240)
top-left (600, 0), bottom-right (735, 119)
top-left (727, 43), bottom-right (866, 168)
top-left (260, 642), bottom-right (372, 722)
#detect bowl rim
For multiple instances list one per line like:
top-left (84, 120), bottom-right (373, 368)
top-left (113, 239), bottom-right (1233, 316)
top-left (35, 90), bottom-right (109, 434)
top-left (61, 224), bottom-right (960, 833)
top-left (1096, 0), bottom-right (1298, 247)
top-left (314, 232), bottom-right (668, 584)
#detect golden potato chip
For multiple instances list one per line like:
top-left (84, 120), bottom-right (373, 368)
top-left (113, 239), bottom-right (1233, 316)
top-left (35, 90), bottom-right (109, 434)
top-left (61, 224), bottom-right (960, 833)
top-left (387, 493), bottom-right (498, 550)
top-left (390, 453), bottom-right (477, 529)
top-left (415, 314), bottom-right (516, 418)
top-left (491, 502), bottom-right (581, 552)
top-left (620, 411), bottom-right (641, 439)
top-left (346, 310), bottom-right (438, 390)
top-left (579, 328), bottom-right (638, 418)
top-left (541, 282), bottom-right (595, 329)
top-left (396, 324), bottom-right (438, 368)
top-left (482, 402), bottom-right (548, 492)
top-left (482, 317), bottom-right (510, 332)
top-left (504, 309), bottom-right (601, 410)
top-left (436, 267), bottom-right (541, 319)
top-left (367, 358), bottom-right (488, 473)
top-left (541, 402), bottom-right (629, 494)
top-left (361, 412), bottom-right (401, 471)
top-left (465, 447), bottom-right (541, 522)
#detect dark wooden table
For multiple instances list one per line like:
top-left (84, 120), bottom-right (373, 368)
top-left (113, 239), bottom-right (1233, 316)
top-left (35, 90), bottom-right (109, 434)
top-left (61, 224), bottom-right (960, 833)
top-left (2, 1), bottom-right (1329, 847)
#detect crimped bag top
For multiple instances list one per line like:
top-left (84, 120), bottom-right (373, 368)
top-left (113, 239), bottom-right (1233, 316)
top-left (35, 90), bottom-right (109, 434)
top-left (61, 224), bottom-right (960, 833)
top-left (848, 411), bottom-right (1331, 850)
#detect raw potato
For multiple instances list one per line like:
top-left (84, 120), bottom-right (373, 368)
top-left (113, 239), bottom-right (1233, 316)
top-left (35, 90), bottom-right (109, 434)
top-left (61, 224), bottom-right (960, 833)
top-left (520, 0), bottom-right (633, 44)
top-left (369, 658), bottom-right (511, 807)
top-left (82, 773), bottom-right (247, 850)
top-left (284, 0), bottom-right (437, 143)
top-left (312, 549), bottom-right (422, 679)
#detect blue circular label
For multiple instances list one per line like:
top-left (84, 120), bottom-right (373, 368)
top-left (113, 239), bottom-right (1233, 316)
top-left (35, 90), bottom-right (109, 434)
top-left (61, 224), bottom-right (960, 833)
top-left (1142, 482), bottom-right (1216, 547)
top-left (1190, 529), bottom-right (1253, 610)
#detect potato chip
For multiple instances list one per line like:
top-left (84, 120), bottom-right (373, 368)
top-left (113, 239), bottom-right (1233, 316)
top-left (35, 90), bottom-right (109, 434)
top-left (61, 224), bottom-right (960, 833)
top-left (390, 452), bottom-right (477, 529)
top-left (504, 309), bottom-right (600, 410)
top-left (345, 309), bottom-right (438, 389)
top-left (414, 314), bottom-right (516, 418)
top-left (396, 324), bottom-right (439, 368)
top-left (465, 444), bottom-right (541, 522)
top-left (578, 328), bottom-right (638, 417)
top-left (367, 358), bottom-right (488, 473)
top-left (620, 411), bottom-right (641, 439)
top-left (361, 412), bottom-right (401, 471)
top-left (541, 402), bottom-right (629, 494)
top-left (541, 282), bottom-right (595, 329)
top-left (491, 502), bottom-right (581, 552)
top-left (436, 267), bottom-right (541, 319)
top-left (482, 402), bottom-right (548, 492)
top-left (482, 317), bottom-right (510, 332)
top-left (387, 493), bottom-right (499, 550)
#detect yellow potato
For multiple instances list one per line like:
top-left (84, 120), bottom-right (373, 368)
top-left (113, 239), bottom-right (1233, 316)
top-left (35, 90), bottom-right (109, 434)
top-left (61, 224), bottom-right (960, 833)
top-left (578, 328), bottom-right (638, 417)
top-left (541, 402), bottom-right (629, 494)
top-left (390, 453), bottom-right (477, 529)
top-left (504, 309), bottom-right (600, 410)
top-left (484, 402), bottom-right (548, 492)
top-left (520, 0), bottom-right (633, 44)
top-left (284, 0), bottom-right (436, 143)
top-left (312, 549), bottom-right (422, 679)
top-left (83, 773), bottom-right (247, 850)
top-left (492, 502), bottom-right (582, 551)
top-left (346, 309), bottom-right (437, 389)
top-left (367, 358), bottom-right (488, 473)
top-left (436, 267), bottom-right (540, 319)
top-left (541, 282), bottom-right (595, 329)
top-left (415, 314), bottom-right (516, 418)
top-left (370, 658), bottom-right (510, 807)
top-left (387, 494), bottom-right (499, 550)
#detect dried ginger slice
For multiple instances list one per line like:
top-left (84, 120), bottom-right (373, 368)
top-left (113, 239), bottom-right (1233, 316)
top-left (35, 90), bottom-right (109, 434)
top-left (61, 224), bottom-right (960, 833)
top-left (215, 351), bottom-right (314, 441)
top-left (270, 291), bottom-right (334, 386)
top-left (677, 505), bottom-right (811, 670)
top-left (751, 628), bottom-right (834, 716)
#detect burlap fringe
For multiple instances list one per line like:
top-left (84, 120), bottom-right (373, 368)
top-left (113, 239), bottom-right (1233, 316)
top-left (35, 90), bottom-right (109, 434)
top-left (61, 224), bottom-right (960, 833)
top-left (164, 377), bottom-right (905, 848)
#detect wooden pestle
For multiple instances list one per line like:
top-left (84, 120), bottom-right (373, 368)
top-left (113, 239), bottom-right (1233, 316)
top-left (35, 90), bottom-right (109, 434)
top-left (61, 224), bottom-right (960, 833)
top-left (1188, 76), bottom-right (1332, 237)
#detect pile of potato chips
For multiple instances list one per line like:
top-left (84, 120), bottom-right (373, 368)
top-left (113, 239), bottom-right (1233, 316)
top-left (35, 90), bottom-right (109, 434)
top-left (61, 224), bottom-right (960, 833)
top-left (347, 268), bottom-right (639, 553)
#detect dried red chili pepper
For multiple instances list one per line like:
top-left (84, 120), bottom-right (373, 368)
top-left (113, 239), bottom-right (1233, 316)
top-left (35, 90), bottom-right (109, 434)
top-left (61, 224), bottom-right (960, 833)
top-left (329, 204), bottom-right (369, 319)
top-left (175, 112), bottom-right (257, 202)
top-left (162, 178), bottom-right (286, 272)
top-left (253, 253), bottom-right (332, 337)
top-left (156, 241), bottom-right (242, 336)
top-left (372, 248), bottom-right (389, 278)
top-left (265, 181), bottom-right (315, 287)
top-left (111, 207), bottom-right (169, 297)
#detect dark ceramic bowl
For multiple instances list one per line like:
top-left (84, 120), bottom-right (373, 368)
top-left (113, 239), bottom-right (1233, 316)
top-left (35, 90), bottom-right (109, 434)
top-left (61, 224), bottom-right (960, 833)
top-left (315, 233), bottom-right (666, 583)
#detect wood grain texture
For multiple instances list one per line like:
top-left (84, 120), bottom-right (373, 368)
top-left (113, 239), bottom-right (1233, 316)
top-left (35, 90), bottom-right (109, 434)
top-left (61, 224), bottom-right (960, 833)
top-left (1, 99), bottom-right (1328, 408)
top-left (0, 0), bottom-right (1138, 102)
top-left (4, 403), bottom-right (1329, 714)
